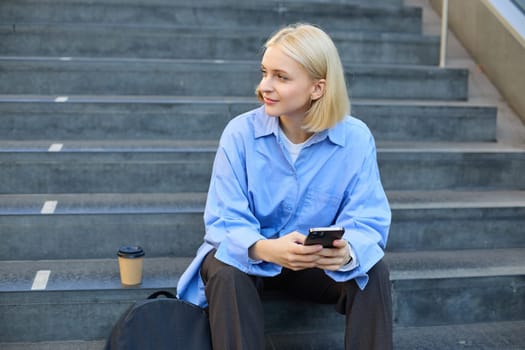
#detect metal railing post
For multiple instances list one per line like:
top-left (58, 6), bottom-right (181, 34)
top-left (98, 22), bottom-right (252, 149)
top-left (439, 0), bottom-right (449, 67)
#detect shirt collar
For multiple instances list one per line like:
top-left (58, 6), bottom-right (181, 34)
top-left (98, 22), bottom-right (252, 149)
top-left (325, 121), bottom-right (346, 147)
top-left (253, 106), bottom-right (346, 147)
top-left (306, 119), bottom-right (346, 148)
top-left (253, 106), bottom-right (280, 139)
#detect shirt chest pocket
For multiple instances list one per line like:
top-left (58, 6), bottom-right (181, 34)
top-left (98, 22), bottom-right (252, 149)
top-left (299, 188), bottom-right (343, 227)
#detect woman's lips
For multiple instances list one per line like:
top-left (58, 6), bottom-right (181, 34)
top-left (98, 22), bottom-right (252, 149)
top-left (264, 97), bottom-right (278, 105)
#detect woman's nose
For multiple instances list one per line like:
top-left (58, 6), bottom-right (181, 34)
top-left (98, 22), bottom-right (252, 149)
top-left (259, 75), bottom-right (272, 92)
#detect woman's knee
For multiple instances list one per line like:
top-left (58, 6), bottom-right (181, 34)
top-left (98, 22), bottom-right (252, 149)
top-left (209, 263), bottom-right (248, 287)
top-left (201, 252), bottom-right (254, 290)
top-left (369, 259), bottom-right (390, 283)
top-left (364, 259), bottom-right (392, 298)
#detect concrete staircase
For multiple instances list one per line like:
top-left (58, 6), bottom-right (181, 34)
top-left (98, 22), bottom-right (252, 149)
top-left (1, 0), bottom-right (524, 349)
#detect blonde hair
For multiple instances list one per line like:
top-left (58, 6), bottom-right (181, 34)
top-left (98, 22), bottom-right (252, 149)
top-left (256, 23), bottom-right (350, 132)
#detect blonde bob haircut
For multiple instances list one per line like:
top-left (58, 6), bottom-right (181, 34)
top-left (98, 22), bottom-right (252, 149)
top-left (256, 23), bottom-right (350, 132)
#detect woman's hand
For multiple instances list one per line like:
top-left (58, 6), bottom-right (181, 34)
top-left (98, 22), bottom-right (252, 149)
top-left (249, 231), bottom-right (323, 271)
top-left (249, 233), bottom-right (352, 271)
top-left (314, 239), bottom-right (351, 271)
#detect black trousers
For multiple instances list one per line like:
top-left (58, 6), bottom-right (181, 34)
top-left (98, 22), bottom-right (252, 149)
top-left (200, 250), bottom-right (393, 350)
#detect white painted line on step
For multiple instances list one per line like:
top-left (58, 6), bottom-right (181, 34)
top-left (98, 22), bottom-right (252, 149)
top-left (41, 200), bottom-right (58, 214)
top-left (54, 96), bottom-right (69, 103)
top-left (59, 57), bottom-right (72, 61)
top-left (31, 270), bottom-right (51, 290)
top-left (48, 143), bottom-right (63, 152)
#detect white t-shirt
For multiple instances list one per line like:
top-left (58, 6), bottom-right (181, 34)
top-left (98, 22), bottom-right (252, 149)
top-left (279, 126), bottom-right (311, 163)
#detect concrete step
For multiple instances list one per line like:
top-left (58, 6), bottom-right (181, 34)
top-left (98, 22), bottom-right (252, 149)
top-left (1, 0), bottom-right (407, 29)
top-left (1, 3), bottom-right (421, 34)
top-left (0, 341), bottom-right (105, 350)
top-left (0, 192), bottom-right (207, 260)
top-left (394, 321), bottom-right (525, 350)
top-left (0, 191), bottom-right (524, 260)
top-left (0, 249), bottom-right (524, 342)
top-left (0, 24), bottom-right (438, 65)
top-left (0, 141), bottom-right (523, 194)
top-left (3, 320), bottom-right (525, 350)
top-left (0, 57), bottom-right (469, 100)
top-left (0, 98), bottom-right (497, 142)
top-left (265, 321), bottom-right (525, 350)
top-left (387, 190), bottom-right (525, 252)
top-left (0, 259), bottom-right (182, 343)
top-left (0, 140), bottom-right (217, 194)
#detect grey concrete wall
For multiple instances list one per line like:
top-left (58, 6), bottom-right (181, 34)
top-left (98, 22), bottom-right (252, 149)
top-left (430, 0), bottom-right (525, 123)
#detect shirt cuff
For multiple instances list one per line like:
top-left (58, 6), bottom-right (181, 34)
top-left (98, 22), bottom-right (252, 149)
top-left (339, 241), bottom-right (358, 272)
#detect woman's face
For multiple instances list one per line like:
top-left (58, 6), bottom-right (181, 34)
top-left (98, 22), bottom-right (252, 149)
top-left (259, 46), bottom-right (318, 120)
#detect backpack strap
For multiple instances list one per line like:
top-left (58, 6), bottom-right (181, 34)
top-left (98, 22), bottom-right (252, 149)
top-left (147, 290), bottom-right (177, 299)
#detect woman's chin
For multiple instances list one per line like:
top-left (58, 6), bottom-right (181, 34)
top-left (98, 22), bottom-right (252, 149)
top-left (264, 105), bottom-right (280, 117)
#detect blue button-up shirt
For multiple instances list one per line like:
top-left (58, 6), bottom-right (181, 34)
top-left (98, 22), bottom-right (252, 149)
top-left (177, 106), bottom-right (391, 307)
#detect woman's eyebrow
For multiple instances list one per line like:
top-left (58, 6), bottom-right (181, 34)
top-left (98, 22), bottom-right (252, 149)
top-left (260, 65), bottom-right (289, 75)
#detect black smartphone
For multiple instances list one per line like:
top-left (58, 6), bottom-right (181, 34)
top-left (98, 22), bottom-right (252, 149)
top-left (304, 227), bottom-right (345, 248)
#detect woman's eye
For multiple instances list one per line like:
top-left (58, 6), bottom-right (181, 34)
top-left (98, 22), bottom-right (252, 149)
top-left (278, 74), bottom-right (288, 81)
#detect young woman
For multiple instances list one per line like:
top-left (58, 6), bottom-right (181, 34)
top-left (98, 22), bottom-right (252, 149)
top-left (177, 23), bottom-right (393, 350)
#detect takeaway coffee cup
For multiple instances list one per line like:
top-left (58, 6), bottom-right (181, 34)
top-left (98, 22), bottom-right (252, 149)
top-left (117, 246), bottom-right (145, 285)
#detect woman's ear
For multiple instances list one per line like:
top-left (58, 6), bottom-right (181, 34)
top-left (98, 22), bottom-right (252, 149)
top-left (311, 79), bottom-right (326, 101)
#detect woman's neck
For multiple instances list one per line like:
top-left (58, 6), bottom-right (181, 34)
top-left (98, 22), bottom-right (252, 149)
top-left (279, 115), bottom-right (314, 144)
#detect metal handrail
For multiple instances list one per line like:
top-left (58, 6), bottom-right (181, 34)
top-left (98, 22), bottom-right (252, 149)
top-left (439, 0), bottom-right (449, 67)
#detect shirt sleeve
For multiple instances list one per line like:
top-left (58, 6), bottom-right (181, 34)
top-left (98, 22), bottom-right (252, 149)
top-left (203, 126), bottom-right (281, 277)
top-left (325, 133), bottom-right (391, 289)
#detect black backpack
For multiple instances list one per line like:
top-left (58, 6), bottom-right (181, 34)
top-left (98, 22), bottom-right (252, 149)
top-left (105, 291), bottom-right (212, 350)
